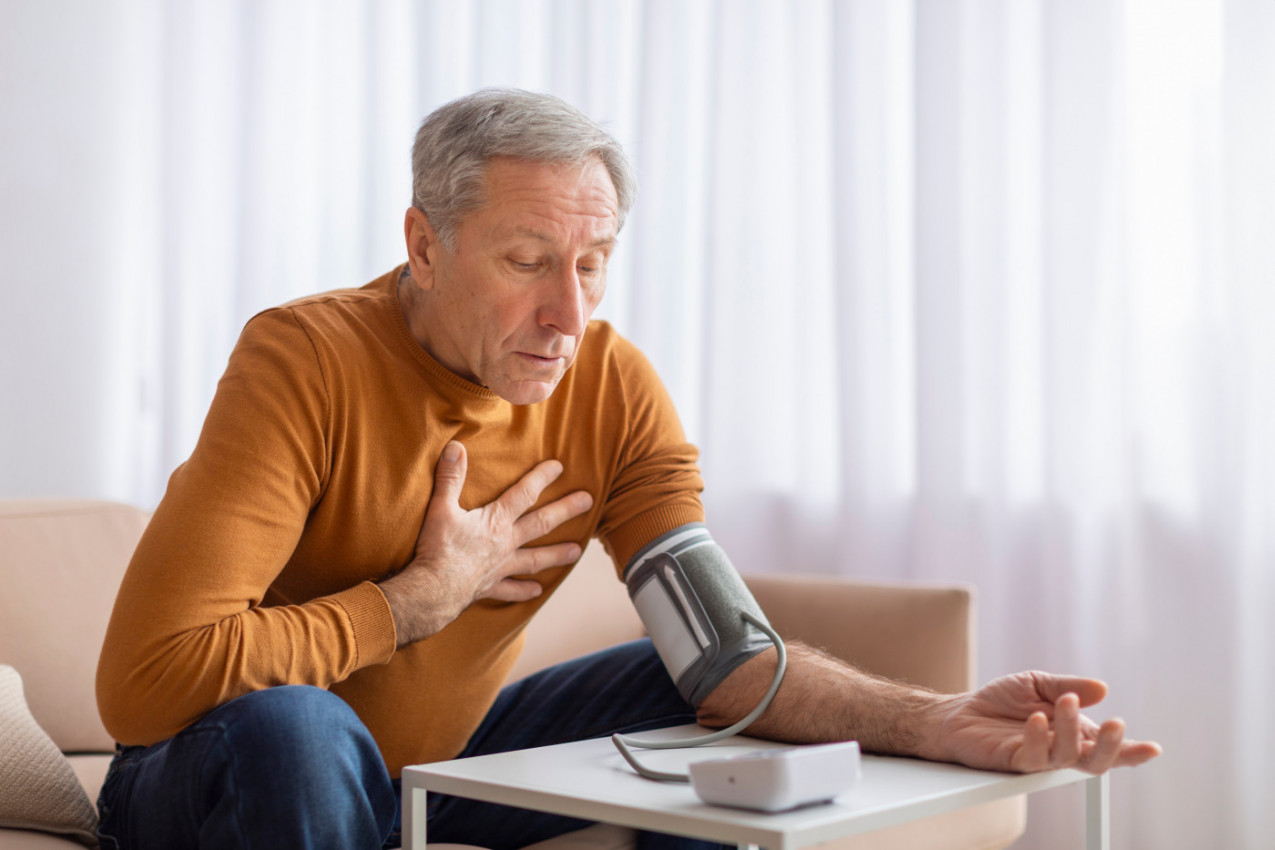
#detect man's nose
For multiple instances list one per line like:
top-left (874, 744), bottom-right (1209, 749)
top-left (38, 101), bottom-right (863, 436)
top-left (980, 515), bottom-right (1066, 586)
top-left (539, 266), bottom-right (587, 336)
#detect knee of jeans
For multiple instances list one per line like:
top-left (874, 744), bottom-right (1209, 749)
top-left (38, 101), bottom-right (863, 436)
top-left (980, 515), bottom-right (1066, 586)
top-left (210, 686), bottom-right (379, 769)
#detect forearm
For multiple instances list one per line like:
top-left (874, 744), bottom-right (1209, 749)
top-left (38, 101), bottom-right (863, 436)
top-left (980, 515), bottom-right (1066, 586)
top-left (98, 575), bottom-right (394, 745)
top-left (377, 567), bottom-right (468, 648)
top-left (696, 641), bottom-right (951, 759)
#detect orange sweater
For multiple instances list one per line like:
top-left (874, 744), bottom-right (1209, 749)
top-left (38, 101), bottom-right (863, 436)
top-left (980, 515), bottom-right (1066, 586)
top-left (96, 266), bottom-right (704, 776)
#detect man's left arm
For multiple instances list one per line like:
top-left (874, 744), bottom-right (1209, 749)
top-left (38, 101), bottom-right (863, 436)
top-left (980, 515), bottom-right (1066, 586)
top-left (592, 336), bottom-right (1158, 775)
top-left (696, 635), bottom-right (1163, 775)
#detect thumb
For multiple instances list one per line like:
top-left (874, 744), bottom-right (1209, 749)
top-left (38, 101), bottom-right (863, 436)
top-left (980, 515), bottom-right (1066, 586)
top-left (1032, 672), bottom-right (1109, 708)
top-left (431, 441), bottom-right (467, 505)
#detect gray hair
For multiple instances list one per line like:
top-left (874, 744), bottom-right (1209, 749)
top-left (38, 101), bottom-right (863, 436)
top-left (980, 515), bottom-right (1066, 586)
top-left (411, 88), bottom-right (636, 250)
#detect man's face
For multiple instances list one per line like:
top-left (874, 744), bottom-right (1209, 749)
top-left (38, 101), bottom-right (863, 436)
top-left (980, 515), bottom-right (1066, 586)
top-left (404, 156), bottom-right (619, 405)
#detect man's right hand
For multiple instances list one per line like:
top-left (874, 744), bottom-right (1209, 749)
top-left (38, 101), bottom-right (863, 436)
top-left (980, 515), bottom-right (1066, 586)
top-left (378, 440), bottom-right (594, 647)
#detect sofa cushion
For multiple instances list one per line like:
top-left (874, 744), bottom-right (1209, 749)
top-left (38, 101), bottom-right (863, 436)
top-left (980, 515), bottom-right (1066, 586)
top-left (66, 756), bottom-right (113, 808)
top-left (0, 666), bottom-right (98, 846)
top-left (0, 500), bottom-right (148, 753)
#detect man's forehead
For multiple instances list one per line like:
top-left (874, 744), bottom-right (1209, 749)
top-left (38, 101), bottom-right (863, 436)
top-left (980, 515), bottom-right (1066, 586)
top-left (470, 159), bottom-right (620, 245)
top-left (498, 224), bottom-right (617, 250)
top-left (481, 156), bottom-right (616, 205)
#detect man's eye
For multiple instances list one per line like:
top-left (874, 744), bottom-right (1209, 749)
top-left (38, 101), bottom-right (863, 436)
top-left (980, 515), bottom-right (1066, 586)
top-left (578, 256), bottom-right (607, 277)
top-left (511, 259), bottom-right (539, 271)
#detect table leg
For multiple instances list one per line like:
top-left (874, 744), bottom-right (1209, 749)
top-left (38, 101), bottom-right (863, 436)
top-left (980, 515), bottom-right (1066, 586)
top-left (1085, 774), bottom-right (1109, 850)
top-left (403, 781), bottom-right (428, 850)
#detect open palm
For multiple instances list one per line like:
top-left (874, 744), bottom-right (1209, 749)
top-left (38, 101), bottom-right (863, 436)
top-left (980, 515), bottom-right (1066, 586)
top-left (932, 671), bottom-right (1161, 774)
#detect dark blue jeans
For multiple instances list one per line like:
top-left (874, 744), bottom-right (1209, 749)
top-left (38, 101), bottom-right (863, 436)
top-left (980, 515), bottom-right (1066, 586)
top-left (97, 639), bottom-right (728, 850)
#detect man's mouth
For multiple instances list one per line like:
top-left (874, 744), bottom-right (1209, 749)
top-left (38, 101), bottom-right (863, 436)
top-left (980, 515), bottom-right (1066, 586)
top-left (517, 351), bottom-right (567, 367)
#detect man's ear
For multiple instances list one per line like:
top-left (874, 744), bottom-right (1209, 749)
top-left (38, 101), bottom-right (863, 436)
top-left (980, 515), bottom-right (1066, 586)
top-left (404, 207), bottom-right (442, 290)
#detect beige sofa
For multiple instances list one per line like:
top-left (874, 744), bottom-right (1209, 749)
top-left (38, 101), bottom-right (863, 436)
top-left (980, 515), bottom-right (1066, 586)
top-left (0, 500), bottom-right (1024, 849)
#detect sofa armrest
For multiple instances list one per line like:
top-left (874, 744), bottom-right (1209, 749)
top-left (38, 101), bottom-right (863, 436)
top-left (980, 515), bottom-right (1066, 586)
top-left (743, 574), bottom-right (975, 694)
top-left (0, 499), bottom-right (151, 753)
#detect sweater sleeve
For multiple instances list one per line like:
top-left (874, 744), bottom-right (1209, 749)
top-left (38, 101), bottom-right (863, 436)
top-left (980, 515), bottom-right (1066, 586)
top-left (593, 335), bottom-right (706, 570)
top-left (96, 308), bottom-right (397, 746)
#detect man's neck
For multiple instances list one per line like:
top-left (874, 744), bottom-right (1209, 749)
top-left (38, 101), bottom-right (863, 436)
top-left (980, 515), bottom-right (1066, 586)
top-left (396, 267), bottom-right (433, 355)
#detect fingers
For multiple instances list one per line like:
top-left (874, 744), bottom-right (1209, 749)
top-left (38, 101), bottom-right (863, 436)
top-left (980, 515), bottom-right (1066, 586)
top-left (514, 489), bottom-right (594, 544)
top-left (1041, 699), bottom-right (1163, 774)
top-left (1116, 739), bottom-right (1164, 768)
top-left (1077, 719), bottom-right (1165, 773)
top-left (516, 540), bottom-right (585, 575)
top-left (1014, 712), bottom-right (1053, 772)
top-left (1052, 693), bottom-right (1083, 766)
top-left (426, 446), bottom-right (591, 590)
top-left (498, 540), bottom-right (585, 584)
top-left (1040, 693), bottom-right (1116, 773)
top-left (430, 441), bottom-right (468, 507)
top-left (485, 577), bottom-right (546, 603)
top-left (480, 541), bottom-right (585, 603)
top-left (1012, 692), bottom-right (1139, 774)
top-left (980, 674), bottom-right (1162, 775)
top-left (497, 458), bottom-right (567, 519)
top-left (1076, 718), bottom-right (1127, 774)
top-left (490, 455), bottom-right (593, 544)
top-left (1032, 672), bottom-right (1109, 708)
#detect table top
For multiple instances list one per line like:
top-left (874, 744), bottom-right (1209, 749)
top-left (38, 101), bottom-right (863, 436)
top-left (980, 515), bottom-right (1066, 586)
top-left (402, 726), bottom-right (1093, 850)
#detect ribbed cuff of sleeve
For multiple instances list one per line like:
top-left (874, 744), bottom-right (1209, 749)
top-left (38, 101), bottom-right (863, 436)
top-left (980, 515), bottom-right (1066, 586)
top-left (605, 501), bottom-right (706, 574)
top-left (335, 581), bottom-right (398, 668)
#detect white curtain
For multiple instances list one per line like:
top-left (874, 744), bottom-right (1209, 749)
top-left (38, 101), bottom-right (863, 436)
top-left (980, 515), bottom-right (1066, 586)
top-left (3, 1), bottom-right (1273, 848)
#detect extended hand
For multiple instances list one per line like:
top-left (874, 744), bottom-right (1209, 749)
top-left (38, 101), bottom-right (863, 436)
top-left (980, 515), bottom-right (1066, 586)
top-left (379, 441), bottom-right (593, 647)
top-left (926, 671), bottom-right (1162, 774)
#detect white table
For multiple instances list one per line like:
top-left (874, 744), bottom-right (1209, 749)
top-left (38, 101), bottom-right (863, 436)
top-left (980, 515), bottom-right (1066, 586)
top-left (402, 726), bottom-right (1109, 850)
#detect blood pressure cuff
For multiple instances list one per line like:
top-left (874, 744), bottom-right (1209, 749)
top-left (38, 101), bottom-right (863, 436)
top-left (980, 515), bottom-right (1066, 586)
top-left (622, 523), bottom-right (773, 707)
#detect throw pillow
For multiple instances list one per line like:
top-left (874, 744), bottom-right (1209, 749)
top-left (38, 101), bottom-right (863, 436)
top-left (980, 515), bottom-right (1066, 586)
top-left (0, 665), bottom-right (99, 845)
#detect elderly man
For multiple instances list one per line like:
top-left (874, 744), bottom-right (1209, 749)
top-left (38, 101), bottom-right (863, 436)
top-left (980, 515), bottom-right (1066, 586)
top-left (95, 89), bottom-right (1159, 850)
